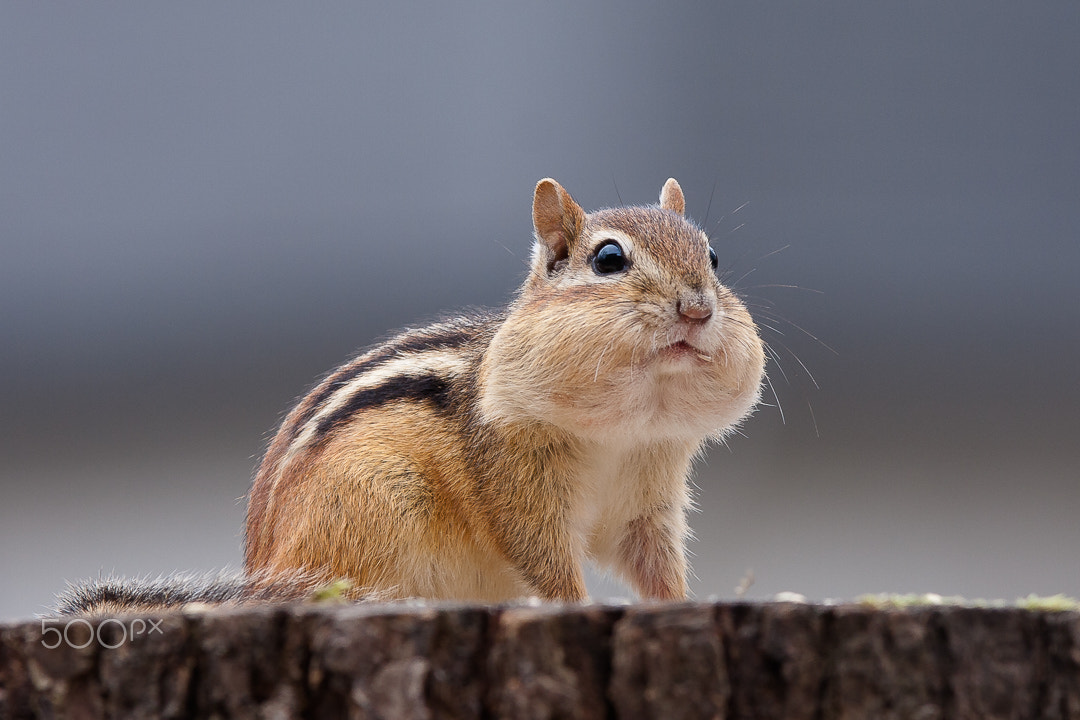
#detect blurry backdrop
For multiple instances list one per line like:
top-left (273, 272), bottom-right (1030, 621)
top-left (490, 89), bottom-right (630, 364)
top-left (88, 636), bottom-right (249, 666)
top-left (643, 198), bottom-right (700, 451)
top-left (2, 3), bottom-right (1078, 619)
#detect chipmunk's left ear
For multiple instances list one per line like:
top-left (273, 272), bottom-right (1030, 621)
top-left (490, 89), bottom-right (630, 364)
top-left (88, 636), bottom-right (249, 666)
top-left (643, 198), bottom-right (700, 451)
top-left (533, 178), bottom-right (586, 274)
top-left (659, 178), bottom-right (685, 215)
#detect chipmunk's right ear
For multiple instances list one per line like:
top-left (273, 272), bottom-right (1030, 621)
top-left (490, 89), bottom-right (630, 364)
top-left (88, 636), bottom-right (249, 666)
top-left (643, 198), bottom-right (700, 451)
top-left (659, 178), bottom-right (685, 215)
top-left (532, 178), bottom-right (585, 274)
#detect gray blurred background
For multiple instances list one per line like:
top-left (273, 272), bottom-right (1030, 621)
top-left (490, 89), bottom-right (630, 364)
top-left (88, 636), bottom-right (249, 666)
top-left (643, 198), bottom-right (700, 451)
top-left (3, 3), bottom-right (1078, 620)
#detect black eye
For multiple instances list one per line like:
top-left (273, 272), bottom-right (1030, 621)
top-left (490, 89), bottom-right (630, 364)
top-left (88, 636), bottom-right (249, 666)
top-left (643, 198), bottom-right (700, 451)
top-left (708, 247), bottom-right (718, 270)
top-left (592, 241), bottom-right (627, 274)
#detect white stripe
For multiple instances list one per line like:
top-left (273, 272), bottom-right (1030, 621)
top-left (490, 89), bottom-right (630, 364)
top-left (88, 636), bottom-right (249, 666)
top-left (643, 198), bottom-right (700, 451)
top-left (285, 350), bottom-right (470, 461)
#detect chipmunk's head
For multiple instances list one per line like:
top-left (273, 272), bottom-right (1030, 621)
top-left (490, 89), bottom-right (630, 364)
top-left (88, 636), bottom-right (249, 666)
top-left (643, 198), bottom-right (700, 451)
top-left (481, 178), bottom-right (766, 444)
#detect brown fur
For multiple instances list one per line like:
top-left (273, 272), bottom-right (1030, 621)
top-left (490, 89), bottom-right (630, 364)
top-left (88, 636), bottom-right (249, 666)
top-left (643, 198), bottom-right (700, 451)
top-left (243, 178), bottom-right (766, 603)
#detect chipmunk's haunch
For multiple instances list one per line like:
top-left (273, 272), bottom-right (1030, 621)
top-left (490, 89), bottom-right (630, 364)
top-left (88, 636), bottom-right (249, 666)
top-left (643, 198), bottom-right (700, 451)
top-left (58, 178), bottom-right (765, 613)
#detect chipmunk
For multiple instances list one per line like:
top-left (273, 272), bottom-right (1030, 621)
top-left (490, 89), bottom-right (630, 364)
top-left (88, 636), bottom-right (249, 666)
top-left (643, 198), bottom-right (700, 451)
top-left (57, 177), bottom-right (765, 613)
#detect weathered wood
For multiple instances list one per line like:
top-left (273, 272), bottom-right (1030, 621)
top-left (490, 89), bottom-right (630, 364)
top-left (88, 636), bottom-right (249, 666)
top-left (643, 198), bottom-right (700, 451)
top-left (487, 605), bottom-right (614, 720)
top-left (2, 601), bottom-right (1079, 719)
top-left (610, 604), bottom-right (727, 719)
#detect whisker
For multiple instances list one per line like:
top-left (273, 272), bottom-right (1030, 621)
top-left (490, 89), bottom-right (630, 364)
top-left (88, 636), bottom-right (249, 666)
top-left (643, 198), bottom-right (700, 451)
top-left (717, 242), bottom-right (788, 285)
top-left (755, 244), bottom-right (791, 262)
top-left (738, 284), bottom-right (824, 294)
top-left (756, 320), bottom-right (785, 336)
top-left (702, 178), bottom-right (719, 228)
top-left (493, 239), bottom-right (519, 259)
top-left (782, 341), bottom-right (820, 390)
top-left (740, 295), bottom-right (779, 310)
top-left (612, 173), bottom-right (623, 205)
top-left (730, 266), bottom-right (758, 288)
top-left (748, 307), bottom-right (787, 322)
top-left (731, 200), bottom-right (750, 215)
top-left (716, 242), bottom-right (760, 280)
top-left (749, 304), bottom-right (830, 346)
top-left (763, 372), bottom-right (786, 425)
top-left (763, 342), bottom-right (790, 385)
top-left (755, 311), bottom-right (838, 355)
top-left (762, 332), bottom-right (820, 390)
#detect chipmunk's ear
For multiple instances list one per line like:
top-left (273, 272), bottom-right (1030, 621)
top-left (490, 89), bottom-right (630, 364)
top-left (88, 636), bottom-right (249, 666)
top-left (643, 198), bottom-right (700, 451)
top-left (659, 178), bottom-right (685, 215)
top-left (533, 178), bottom-right (585, 273)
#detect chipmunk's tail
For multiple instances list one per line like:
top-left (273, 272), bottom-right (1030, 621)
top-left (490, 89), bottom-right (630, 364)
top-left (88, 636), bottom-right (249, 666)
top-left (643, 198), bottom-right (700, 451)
top-left (53, 568), bottom-right (355, 615)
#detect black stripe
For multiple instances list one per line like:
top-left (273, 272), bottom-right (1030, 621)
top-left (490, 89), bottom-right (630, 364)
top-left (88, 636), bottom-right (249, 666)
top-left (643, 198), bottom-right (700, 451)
top-left (289, 348), bottom-right (396, 437)
top-left (289, 325), bottom-right (477, 439)
top-left (392, 326), bottom-right (475, 355)
top-left (313, 373), bottom-right (455, 441)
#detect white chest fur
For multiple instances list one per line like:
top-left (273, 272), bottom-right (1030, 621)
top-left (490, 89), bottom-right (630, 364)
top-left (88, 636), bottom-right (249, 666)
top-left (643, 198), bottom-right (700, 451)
top-left (569, 439), bottom-right (693, 566)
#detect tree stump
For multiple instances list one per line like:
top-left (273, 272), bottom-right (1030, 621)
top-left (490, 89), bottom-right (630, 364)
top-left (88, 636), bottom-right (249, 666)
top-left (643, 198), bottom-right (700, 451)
top-left (2, 601), bottom-right (1079, 719)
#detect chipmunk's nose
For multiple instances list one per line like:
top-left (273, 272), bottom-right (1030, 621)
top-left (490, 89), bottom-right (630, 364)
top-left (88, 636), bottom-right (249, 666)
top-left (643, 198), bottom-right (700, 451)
top-left (676, 292), bottom-right (714, 324)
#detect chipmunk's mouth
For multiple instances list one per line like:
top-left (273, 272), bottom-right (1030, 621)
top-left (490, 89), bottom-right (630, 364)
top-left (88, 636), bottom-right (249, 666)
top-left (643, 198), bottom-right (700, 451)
top-left (659, 340), bottom-right (713, 364)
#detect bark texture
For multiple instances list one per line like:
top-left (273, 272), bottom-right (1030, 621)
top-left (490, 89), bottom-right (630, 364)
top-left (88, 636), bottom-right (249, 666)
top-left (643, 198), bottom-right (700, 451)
top-left (2, 601), bottom-right (1079, 719)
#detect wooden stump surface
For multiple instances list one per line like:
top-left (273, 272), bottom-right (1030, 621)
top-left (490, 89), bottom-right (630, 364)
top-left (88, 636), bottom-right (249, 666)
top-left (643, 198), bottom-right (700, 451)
top-left (2, 601), bottom-right (1079, 719)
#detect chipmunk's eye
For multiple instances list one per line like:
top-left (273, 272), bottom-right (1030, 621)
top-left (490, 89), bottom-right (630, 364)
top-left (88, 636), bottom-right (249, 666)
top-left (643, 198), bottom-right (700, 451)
top-left (592, 241), bottom-right (627, 274)
top-left (708, 246), bottom-right (719, 270)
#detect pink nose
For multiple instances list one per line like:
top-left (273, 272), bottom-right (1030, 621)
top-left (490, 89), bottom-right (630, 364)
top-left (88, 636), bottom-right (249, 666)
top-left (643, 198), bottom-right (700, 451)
top-left (677, 298), bottom-right (714, 323)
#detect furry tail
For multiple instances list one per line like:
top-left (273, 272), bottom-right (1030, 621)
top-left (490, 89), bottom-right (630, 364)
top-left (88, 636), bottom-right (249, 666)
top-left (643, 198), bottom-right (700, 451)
top-left (54, 569), bottom-right (352, 615)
